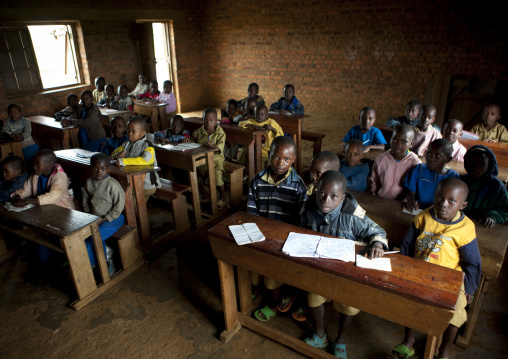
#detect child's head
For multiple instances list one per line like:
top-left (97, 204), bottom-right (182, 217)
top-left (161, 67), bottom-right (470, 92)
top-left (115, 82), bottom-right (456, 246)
top-left (7, 104), bottom-right (22, 121)
top-left (269, 136), bottom-right (297, 177)
top-left (283, 84), bottom-right (295, 103)
top-left (315, 170), bottom-right (347, 214)
top-left (359, 106), bottom-right (376, 132)
top-left (127, 117), bottom-right (147, 142)
top-left (163, 80), bottom-right (173, 94)
top-left (118, 84), bottom-right (129, 98)
top-left (110, 116), bottom-right (127, 139)
top-left (202, 108), bottom-right (218, 134)
top-left (138, 73), bottom-right (148, 84)
top-left (33, 149), bottom-right (56, 177)
top-left (81, 90), bottom-right (94, 108)
top-left (67, 93), bottom-right (79, 108)
top-left (343, 139), bottom-right (364, 167)
top-left (443, 119), bottom-right (463, 144)
top-left (171, 115), bottom-right (185, 135)
top-left (149, 80), bottom-right (158, 94)
top-left (434, 178), bottom-right (469, 222)
top-left (2, 156), bottom-right (24, 181)
top-left (405, 100), bottom-right (423, 123)
top-left (464, 147), bottom-right (493, 178)
top-left (95, 76), bottom-right (105, 92)
top-left (247, 98), bottom-right (257, 115)
top-left (248, 83), bottom-right (259, 98)
top-left (255, 105), bottom-right (268, 123)
top-left (310, 151), bottom-right (341, 187)
top-left (426, 139), bottom-right (453, 173)
top-left (226, 99), bottom-right (237, 116)
top-left (90, 153), bottom-right (112, 181)
top-left (105, 84), bottom-right (115, 98)
top-left (482, 104), bottom-right (501, 129)
top-left (417, 105), bottom-right (436, 131)
top-left (391, 124), bottom-right (415, 159)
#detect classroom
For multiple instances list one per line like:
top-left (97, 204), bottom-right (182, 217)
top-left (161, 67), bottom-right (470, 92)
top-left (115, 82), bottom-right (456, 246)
top-left (0, 0), bottom-right (507, 358)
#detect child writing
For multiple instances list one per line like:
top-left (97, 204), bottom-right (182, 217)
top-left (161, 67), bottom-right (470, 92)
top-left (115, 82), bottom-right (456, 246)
top-left (92, 76), bottom-right (106, 103)
top-left (0, 156), bottom-right (28, 202)
top-left (191, 108), bottom-right (227, 208)
top-left (112, 117), bottom-right (161, 199)
top-left (461, 145), bottom-right (508, 227)
top-left (443, 119), bottom-right (467, 162)
top-left (221, 99), bottom-right (240, 124)
top-left (62, 90), bottom-right (107, 152)
top-left (342, 106), bottom-right (387, 152)
top-left (340, 139), bottom-right (370, 192)
top-left (307, 150), bottom-right (341, 196)
top-left (83, 153), bottom-right (125, 275)
top-left (1, 104), bottom-right (40, 162)
top-left (158, 80), bottom-right (177, 117)
top-left (471, 103), bottom-right (508, 143)
top-left (369, 124), bottom-right (421, 200)
top-left (101, 116), bottom-right (128, 155)
top-left (386, 99), bottom-right (422, 128)
top-left (301, 170), bottom-right (388, 358)
top-left (154, 115), bottom-right (191, 144)
top-left (98, 84), bottom-right (116, 108)
top-left (404, 139), bottom-right (460, 212)
top-left (411, 104), bottom-right (442, 156)
top-left (237, 82), bottom-right (265, 109)
top-left (391, 178), bottom-right (481, 359)
top-left (129, 73), bottom-right (149, 97)
top-left (138, 80), bottom-right (160, 100)
top-left (269, 84), bottom-right (305, 115)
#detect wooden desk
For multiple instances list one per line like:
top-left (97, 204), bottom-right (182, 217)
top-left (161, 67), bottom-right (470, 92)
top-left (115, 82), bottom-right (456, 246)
top-left (99, 108), bottom-right (131, 136)
top-left (133, 100), bottom-right (167, 132)
top-left (28, 115), bottom-right (80, 150)
top-left (0, 140), bottom-right (24, 161)
top-left (55, 149), bottom-right (157, 247)
top-left (208, 212), bottom-right (462, 359)
top-left (154, 144), bottom-right (218, 227)
top-left (183, 117), bottom-right (264, 181)
top-left (0, 204), bottom-right (141, 310)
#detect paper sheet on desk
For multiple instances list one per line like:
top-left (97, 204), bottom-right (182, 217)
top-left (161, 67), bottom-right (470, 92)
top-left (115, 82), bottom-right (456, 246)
top-left (74, 149), bottom-right (99, 158)
top-left (229, 223), bottom-right (265, 245)
top-left (316, 237), bottom-right (355, 262)
top-left (402, 208), bottom-right (423, 216)
top-left (4, 202), bottom-right (36, 212)
top-left (356, 254), bottom-right (392, 271)
top-left (268, 111), bottom-right (293, 116)
top-left (158, 143), bottom-right (202, 151)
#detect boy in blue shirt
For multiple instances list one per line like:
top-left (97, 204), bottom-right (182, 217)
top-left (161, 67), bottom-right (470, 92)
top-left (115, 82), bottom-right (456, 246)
top-left (154, 115), bottom-right (191, 144)
top-left (101, 116), bottom-right (128, 155)
top-left (340, 139), bottom-right (370, 192)
top-left (237, 82), bottom-right (265, 109)
top-left (386, 99), bottom-right (423, 128)
top-left (0, 156), bottom-right (28, 202)
top-left (269, 84), bottom-right (305, 115)
top-left (342, 106), bottom-right (387, 153)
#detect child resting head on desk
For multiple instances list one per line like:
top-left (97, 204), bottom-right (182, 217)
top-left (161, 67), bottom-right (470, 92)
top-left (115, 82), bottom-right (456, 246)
top-left (0, 155), bottom-right (28, 203)
top-left (111, 117), bottom-right (161, 199)
top-left (404, 139), bottom-right (460, 212)
top-left (411, 104), bottom-right (442, 156)
top-left (1, 103), bottom-right (40, 162)
top-left (340, 139), bottom-right (370, 193)
top-left (83, 153), bottom-right (125, 275)
top-left (237, 82), bottom-right (265, 109)
top-left (307, 150), bottom-right (341, 196)
top-left (460, 145), bottom-right (508, 228)
top-left (221, 99), bottom-right (240, 124)
top-left (11, 149), bottom-right (76, 209)
top-left (392, 178), bottom-right (481, 359)
top-left (471, 103), bottom-right (508, 143)
top-left (369, 124), bottom-right (421, 200)
top-left (301, 170), bottom-right (388, 357)
top-left (443, 119), bottom-right (467, 162)
top-left (101, 116), bottom-right (128, 156)
top-left (385, 99), bottom-right (423, 128)
top-left (92, 76), bottom-right (106, 103)
top-left (110, 84), bottom-right (134, 112)
top-left (269, 83), bottom-right (305, 115)
top-left (154, 115), bottom-right (191, 145)
top-left (342, 106), bottom-right (387, 153)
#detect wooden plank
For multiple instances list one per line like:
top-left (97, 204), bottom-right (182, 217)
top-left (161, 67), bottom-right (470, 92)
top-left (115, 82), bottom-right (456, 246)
top-left (206, 150), bottom-right (218, 217)
top-left (217, 259), bottom-right (239, 335)
top-left (237, 267), bottom-right (253, 314)
top-left (91, 222), bottom-right (110, 284)
top-left (132, 173), bottom-right (151, 246)
top-left (423, 334), bottom-right (437, 359)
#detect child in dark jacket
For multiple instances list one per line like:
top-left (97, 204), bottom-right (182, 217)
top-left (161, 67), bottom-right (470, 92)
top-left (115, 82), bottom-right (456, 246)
top-left (0, 156), bottom-right (28, 202)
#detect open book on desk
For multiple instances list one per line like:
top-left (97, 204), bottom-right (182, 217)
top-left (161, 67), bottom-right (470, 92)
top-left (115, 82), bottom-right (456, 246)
top-left (157, 143), bottom-right (201, 151)
top-left (282, 232), bottom-right (356, 262)
top-left (229, 223), bottom-right (265, 245)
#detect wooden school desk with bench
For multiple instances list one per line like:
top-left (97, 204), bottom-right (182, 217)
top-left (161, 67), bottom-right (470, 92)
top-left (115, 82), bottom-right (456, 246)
top-left (0, 140), bottom-right (24, 161)
top-left (99, 107), bottom-right (131, 137)
top-left (28, 115), bottom-right (80, 150)
top-left (208, 211), bottom-right (463, 359)
top-left (133, 100), bottom-right (168, 132)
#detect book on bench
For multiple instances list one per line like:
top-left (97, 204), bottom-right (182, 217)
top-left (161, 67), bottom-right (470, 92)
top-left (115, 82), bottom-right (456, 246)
top-left (229, 223), bottom-right (265, 245)
top-left (282, 232), bottom-right (355, 262)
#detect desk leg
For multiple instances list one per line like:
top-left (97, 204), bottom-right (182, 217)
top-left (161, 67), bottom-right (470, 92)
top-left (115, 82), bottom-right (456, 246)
top-left (423, 335), bottom-right (437, 359)
top-left (69, 128), bottom-right (80, 149)
top-left (151, 108), bottom-right (160, 132)
top-left (189, 170), bottom-right (202, 226)
top-left (206, 151), bottom-right (218, 216)
top-left (237, 267), bottom-right (253, 314)
top-left (293, 133), bottom-right (301, 174)
top-left (246, 141), bottom-right (255, 182)
top-left (133, 173), bottom-right (151, 247)
top-left (254, 133), bottom-right (263, 175)
top-left (11, 142), bottom-right (24, 159)
top-left (218, 259), bottom-right (241, 343)
top-left (61, 131), bottom-right (71, 149)
top-left (159, 107), bottom-right (168, 130)
top-left (91, 222), bottom-right (110, 284)
top-left (123, 182), bottom-right (138, 230)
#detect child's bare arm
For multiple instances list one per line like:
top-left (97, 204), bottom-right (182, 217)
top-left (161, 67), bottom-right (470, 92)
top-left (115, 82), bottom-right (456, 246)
top-left (405, 191), bottom-right (419, 212)
top-left (363, 144), bottom-right (385, 153)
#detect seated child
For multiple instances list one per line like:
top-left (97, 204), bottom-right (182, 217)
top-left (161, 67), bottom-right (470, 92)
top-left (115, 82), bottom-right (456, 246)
top-left (307, 150), bottom-right (341, 195)
top-left (269, 84), bottom-right (305, 115)
top-left (471, 103), bottom-right (508, 143)
top-left (0, 156), bottom-right (28, 202)
top-left (391, 178), bottom-right (481, 359)
top-left (55, 93), bottom-right (79, 120)
top-left (158, 80), bottom-right (177, 116)
top-left (340, 139), bottom-right (370, 192)
top-left (411, 104), bottom-right (442, 156)
top-left (92, 76), bottom-right (106, 103)
top-left (461, 145), bottom-right (508, 227)
top-left (239, 105), bottom-right (284, 168)
top-left (404, 139), bottom-right (459, 211)
top-left (342, 106), bottom-right (387, 152)
top-left (101, 116), bottom-right (128, 155)
top-left (138, 80), bottom-right (160, 100)
top-left (98, 84), bottom-right (116, 107)
top-left (129, 73), bottom-right (149, 97)
top-left (221, 99), bottom-right (240, 124)
top-left (386, 99), bottom-right (422, 128)
top-left (1, 104), bottom-right (40, 162)
top-left (247, 135), bottom-right (307, 321)
top-left (83, 153), bottom-right (125, 275)
top-left (112, 117), bottom-right (161, 199)
top-left (111, 84), bottom-right (134, 112)
top-left (154, 115), bottom-right (191, 144)
top-left (191, 108), bottom-right (227, 208)
top-left (443, 119), bottom-right (467, 162)
top-left (237, 82), bottom-right (265, 109)
top-left (62, 90), bottom-right (107, 152)
top-left (369, 124), bottom-right (421, 200)
top-left (301, 171), bottom-right (388, 357)
top-left (11, 149), bottom-right (76, 209)
top-left (240, 98), bottom-right (257, 121)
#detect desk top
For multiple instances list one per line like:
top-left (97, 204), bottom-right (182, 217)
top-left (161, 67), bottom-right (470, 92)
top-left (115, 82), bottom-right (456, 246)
top-left (0, 204), bottom-right (99, 239)
top-left (28, 115), bottom-right (77, 130)
top-left (99, 108), bottom-right (130, 116)
top-left (133, 100), bottom-right (167, 108)
top-left (209, 211), bottom-right (463, 310)
top-left (183, 117), bottom-right (265, 143)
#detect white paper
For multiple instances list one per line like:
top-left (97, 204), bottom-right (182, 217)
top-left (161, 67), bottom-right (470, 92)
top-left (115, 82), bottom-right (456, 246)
top-left (402, 208), bottom-right (423, 216)
top-left (229, 223), bottom-right (265, 245)
top-left (74, 149), bottom-right (99, 158)
top-left (4, 203), bottom-right (36, 212)
top-left (282, 232), bottom-right (321, 257)
top-left (167, 143), bottom-right (202, 151)
top-left (355, 254), bottom-right (392, 272)
top-left (242, 223), bottom-right (265, 242)
top-left (316, 237), bottom-right (355, 262)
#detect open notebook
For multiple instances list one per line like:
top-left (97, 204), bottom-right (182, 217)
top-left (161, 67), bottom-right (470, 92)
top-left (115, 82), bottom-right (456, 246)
top-left (355, 254), bottom-right (392, 272)
top-left (282, 232), bottom-right (356, 262)
top-left (229, 223), bottom-right (265, 245)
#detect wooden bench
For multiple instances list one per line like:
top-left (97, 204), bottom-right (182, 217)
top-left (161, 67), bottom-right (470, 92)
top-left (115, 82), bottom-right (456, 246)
top-left (154, 178), bottom-right (192, 233)
top-left (109, 225), bottom-right (141, 270)
top-left (223, 161), bottom-right (245, 206)
top-left (301, 130), bottom-right (325, 157)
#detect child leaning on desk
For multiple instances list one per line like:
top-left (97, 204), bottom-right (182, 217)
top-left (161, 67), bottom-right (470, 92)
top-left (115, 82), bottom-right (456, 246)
top-left (237, 82), bottom-right (265, 109)
top-left (385, 99), bottom-right (422, 128)
top-left (471, 103), bottom-right (508, 143)
top-left (0, 156), bottom-right (28, 203)
top-left (101, 116), bottom-right (128, 156)
top-left (269, 83), bottom-right (305, 115)
top-left (390, 178), bottom-right (481, 359)
top-left (342, 106), bottom-right (387, 153)
top-left (221, 99), bottom-right (241, 124)
top-left (154, 115), bottom-right (191, 145)
top-left (411, 104), bottom-right (442, 156)
top-left (1, 103), bottom-right (40, 162)
top-left (110, 84), bottom-right (134, 112)
top-left (301, 170), bottom-right (388, 358)
top-left (340, 139), bottom-right (370, 192)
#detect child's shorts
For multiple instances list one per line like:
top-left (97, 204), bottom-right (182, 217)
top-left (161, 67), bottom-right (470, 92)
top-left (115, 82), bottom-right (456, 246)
top-left (251, 272), bottom-right (283, 290)
top-left (307, 292), bottom-right (360, 316)
top-left (197, 159), bottom-right (224, 186)
top-left (450, 284), bottom-right (467, 328)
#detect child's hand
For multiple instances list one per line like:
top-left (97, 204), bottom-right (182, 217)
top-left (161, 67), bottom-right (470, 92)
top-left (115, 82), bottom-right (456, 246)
top-left (10, 193), bottom-right (20, 199)
top-left (61, 119), bottom-right (72, 127)
top-left (10, 134), bottom-right (23, 141)
top-left (480, 217), bottom-right (496, 228)
top-left (363, 145), bottom-right (372, 153)
top-left (181, 138), bottom-right (191, 143)
top-left (484, 138), bottom-right (497, 143)
top-left (364, 242), bottom-right (384, 259)
top-left (112, 160), bottom-right (121, 167)
top-left (116, 150), bottom-right (126, 159)
top-left (12, 198), bottom-right (28, 207)
top-left (204, 141), bottom-right (213, 147)
top-left (405, 198), bottom-right (419, 213)
top-left (263, 124), bottom-right (274, 131)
